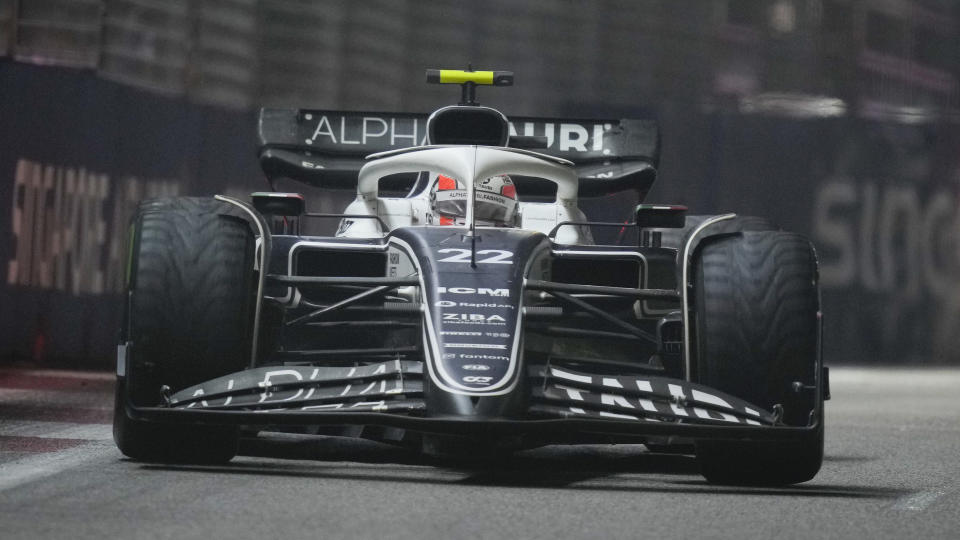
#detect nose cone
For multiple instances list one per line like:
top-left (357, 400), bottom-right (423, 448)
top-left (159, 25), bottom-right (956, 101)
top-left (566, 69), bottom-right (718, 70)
top-left (388, 226), bottom-right (549, 416)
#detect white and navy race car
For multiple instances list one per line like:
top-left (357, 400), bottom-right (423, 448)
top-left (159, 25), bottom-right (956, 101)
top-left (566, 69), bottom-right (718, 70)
top-left (114, 69), bottom-right (828, 485)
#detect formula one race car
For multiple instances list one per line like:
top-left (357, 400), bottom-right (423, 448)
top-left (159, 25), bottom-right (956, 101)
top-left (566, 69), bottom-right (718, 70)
top-left (114, 69), bottom-right (828, 485)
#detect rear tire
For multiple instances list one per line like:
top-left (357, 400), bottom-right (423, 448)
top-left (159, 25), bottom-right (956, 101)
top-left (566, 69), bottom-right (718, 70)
top-left (113, 197), bottom-right (254, 464)
top-left (692, 230), bottom-right (823, 485)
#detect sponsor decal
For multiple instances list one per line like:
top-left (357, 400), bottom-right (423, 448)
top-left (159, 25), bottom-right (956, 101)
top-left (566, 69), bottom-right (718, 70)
top-left (462, 376), bottom-right (494, 383)
top-left (545, 368), bottom-right (766, 425)
top-left (443, 343), bottom-right (508, 349)
top-left (437, 286), bottom-right (510, 297)
top-left (335, 219), bottom-right (354, 236)
top-left (458, 354), bottom-right (510, 361)
top-left (439, 190), bottom-right (511, 204)
top-left (456, 302), bottom-right (514, 309)
top-left (440, 331), bottom-right (482, 336)
top-left (435, 300), bottom-right (513, 309)
top-left (507, 120), bottom-right (610, 153)
top-left (442, 313), bottom-right (507, 323)
top-left (301, 401), bottom-right (390, 412)
top-left (462, 364), bottom-right (491, 371)
top-left (301, 114), bottom-right (610, 153)
top-left (172, 364), bottom-right (414, 410)
top-left (305, 114), bottom-right (428, 147)
top-left (436, 191), bottom-right (510, 206)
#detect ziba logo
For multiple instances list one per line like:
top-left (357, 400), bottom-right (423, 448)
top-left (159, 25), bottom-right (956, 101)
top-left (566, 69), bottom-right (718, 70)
top-left (442, 313), bottom-right (506, 322)
top-left (438, 287), bottom-right (509, 297)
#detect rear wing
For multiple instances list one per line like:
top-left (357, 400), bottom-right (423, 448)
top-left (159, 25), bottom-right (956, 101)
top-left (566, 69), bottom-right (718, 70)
top-left (258, 109), bottom-right (659, 197)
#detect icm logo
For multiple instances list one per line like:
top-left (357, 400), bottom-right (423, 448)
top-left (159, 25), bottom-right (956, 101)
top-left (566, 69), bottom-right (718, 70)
top-left (438, 287), bottom-right (510, 297)
top-left (462, 364), bottom-right (491, 371)
top-left (435, 300), bottom-right (456, 307)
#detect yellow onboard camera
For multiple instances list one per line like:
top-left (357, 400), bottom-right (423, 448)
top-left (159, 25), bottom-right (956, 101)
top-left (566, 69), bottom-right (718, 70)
top-left (426, 68), bottom-right (514, 105)
top-left (426, 69), bottom-right (513, 86)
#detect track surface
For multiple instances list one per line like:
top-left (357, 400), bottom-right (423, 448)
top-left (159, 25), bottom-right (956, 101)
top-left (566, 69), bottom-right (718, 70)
top-left (1, 367), bottom-right (958, 539)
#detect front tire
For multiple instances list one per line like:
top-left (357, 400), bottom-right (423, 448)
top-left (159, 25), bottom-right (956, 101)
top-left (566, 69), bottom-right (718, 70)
top-left (692, 230), bottom-right (823, 485)
top-left (113, 197), bottom-right (255, 463)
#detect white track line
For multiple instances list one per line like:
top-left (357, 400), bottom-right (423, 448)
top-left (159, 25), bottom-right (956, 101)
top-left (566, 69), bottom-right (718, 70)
top-left (0, 420), bottom-right (112, 441)
top-left (0, 442), bottom-right (114, 492)
top-left (890, 487), bottom-right (953, 511)
top-left (0, 368), bottom-right (114, 381)
top-left (829, 368), bottom-right (960, 388)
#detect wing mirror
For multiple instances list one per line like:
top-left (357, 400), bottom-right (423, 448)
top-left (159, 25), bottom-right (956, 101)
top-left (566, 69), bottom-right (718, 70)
top-left (635, 204), bottom-right (687, 248)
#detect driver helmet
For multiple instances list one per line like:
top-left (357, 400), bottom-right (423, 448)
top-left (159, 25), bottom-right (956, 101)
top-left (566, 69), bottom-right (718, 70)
top-left (429, 173), bottom-right (518, 226)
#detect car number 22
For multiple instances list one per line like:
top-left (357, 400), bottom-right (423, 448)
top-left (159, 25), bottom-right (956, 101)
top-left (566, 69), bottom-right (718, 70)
top-left (437, 248), bottom-right (513, 264)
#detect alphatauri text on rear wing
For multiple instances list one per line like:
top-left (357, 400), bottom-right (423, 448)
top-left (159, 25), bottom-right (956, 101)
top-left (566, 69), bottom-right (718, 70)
top-left (257, 108), bottom-right (659, 197)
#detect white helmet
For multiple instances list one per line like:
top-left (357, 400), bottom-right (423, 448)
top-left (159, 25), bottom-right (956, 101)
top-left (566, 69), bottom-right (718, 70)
top-left (429, 173), bottom-right (518, 226)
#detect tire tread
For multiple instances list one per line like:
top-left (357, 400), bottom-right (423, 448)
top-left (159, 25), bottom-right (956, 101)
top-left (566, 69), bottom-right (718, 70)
top-left (693, 230), bottom-right (823, 485)
top-left (114, 197), bottom-right (253, 464)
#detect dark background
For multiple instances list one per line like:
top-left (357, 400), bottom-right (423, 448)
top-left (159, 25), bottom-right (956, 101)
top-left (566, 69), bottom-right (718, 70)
top-left (2, 0), bottom-right (959, 368)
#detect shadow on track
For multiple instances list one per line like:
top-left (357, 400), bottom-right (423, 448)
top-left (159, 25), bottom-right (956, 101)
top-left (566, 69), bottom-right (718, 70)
top-left (822, 454), bottom-right (879, 463)
top-left (134, 433), bottom-right (905, 500)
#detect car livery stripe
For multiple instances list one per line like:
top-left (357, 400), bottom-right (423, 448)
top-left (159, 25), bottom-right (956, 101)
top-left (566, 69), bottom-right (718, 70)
top-left (388, 236), bottom-right (546, 396)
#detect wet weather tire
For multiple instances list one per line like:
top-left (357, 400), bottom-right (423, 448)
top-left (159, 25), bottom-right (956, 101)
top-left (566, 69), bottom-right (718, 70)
top-left (692, 230), bottom-right (823, 485)
top-left (113, 197), bottom-right (255, 464)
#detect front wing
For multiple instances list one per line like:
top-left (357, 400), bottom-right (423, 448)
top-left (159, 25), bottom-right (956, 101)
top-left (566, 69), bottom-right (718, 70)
top-left (121, 359), bottom-right (819, 443)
